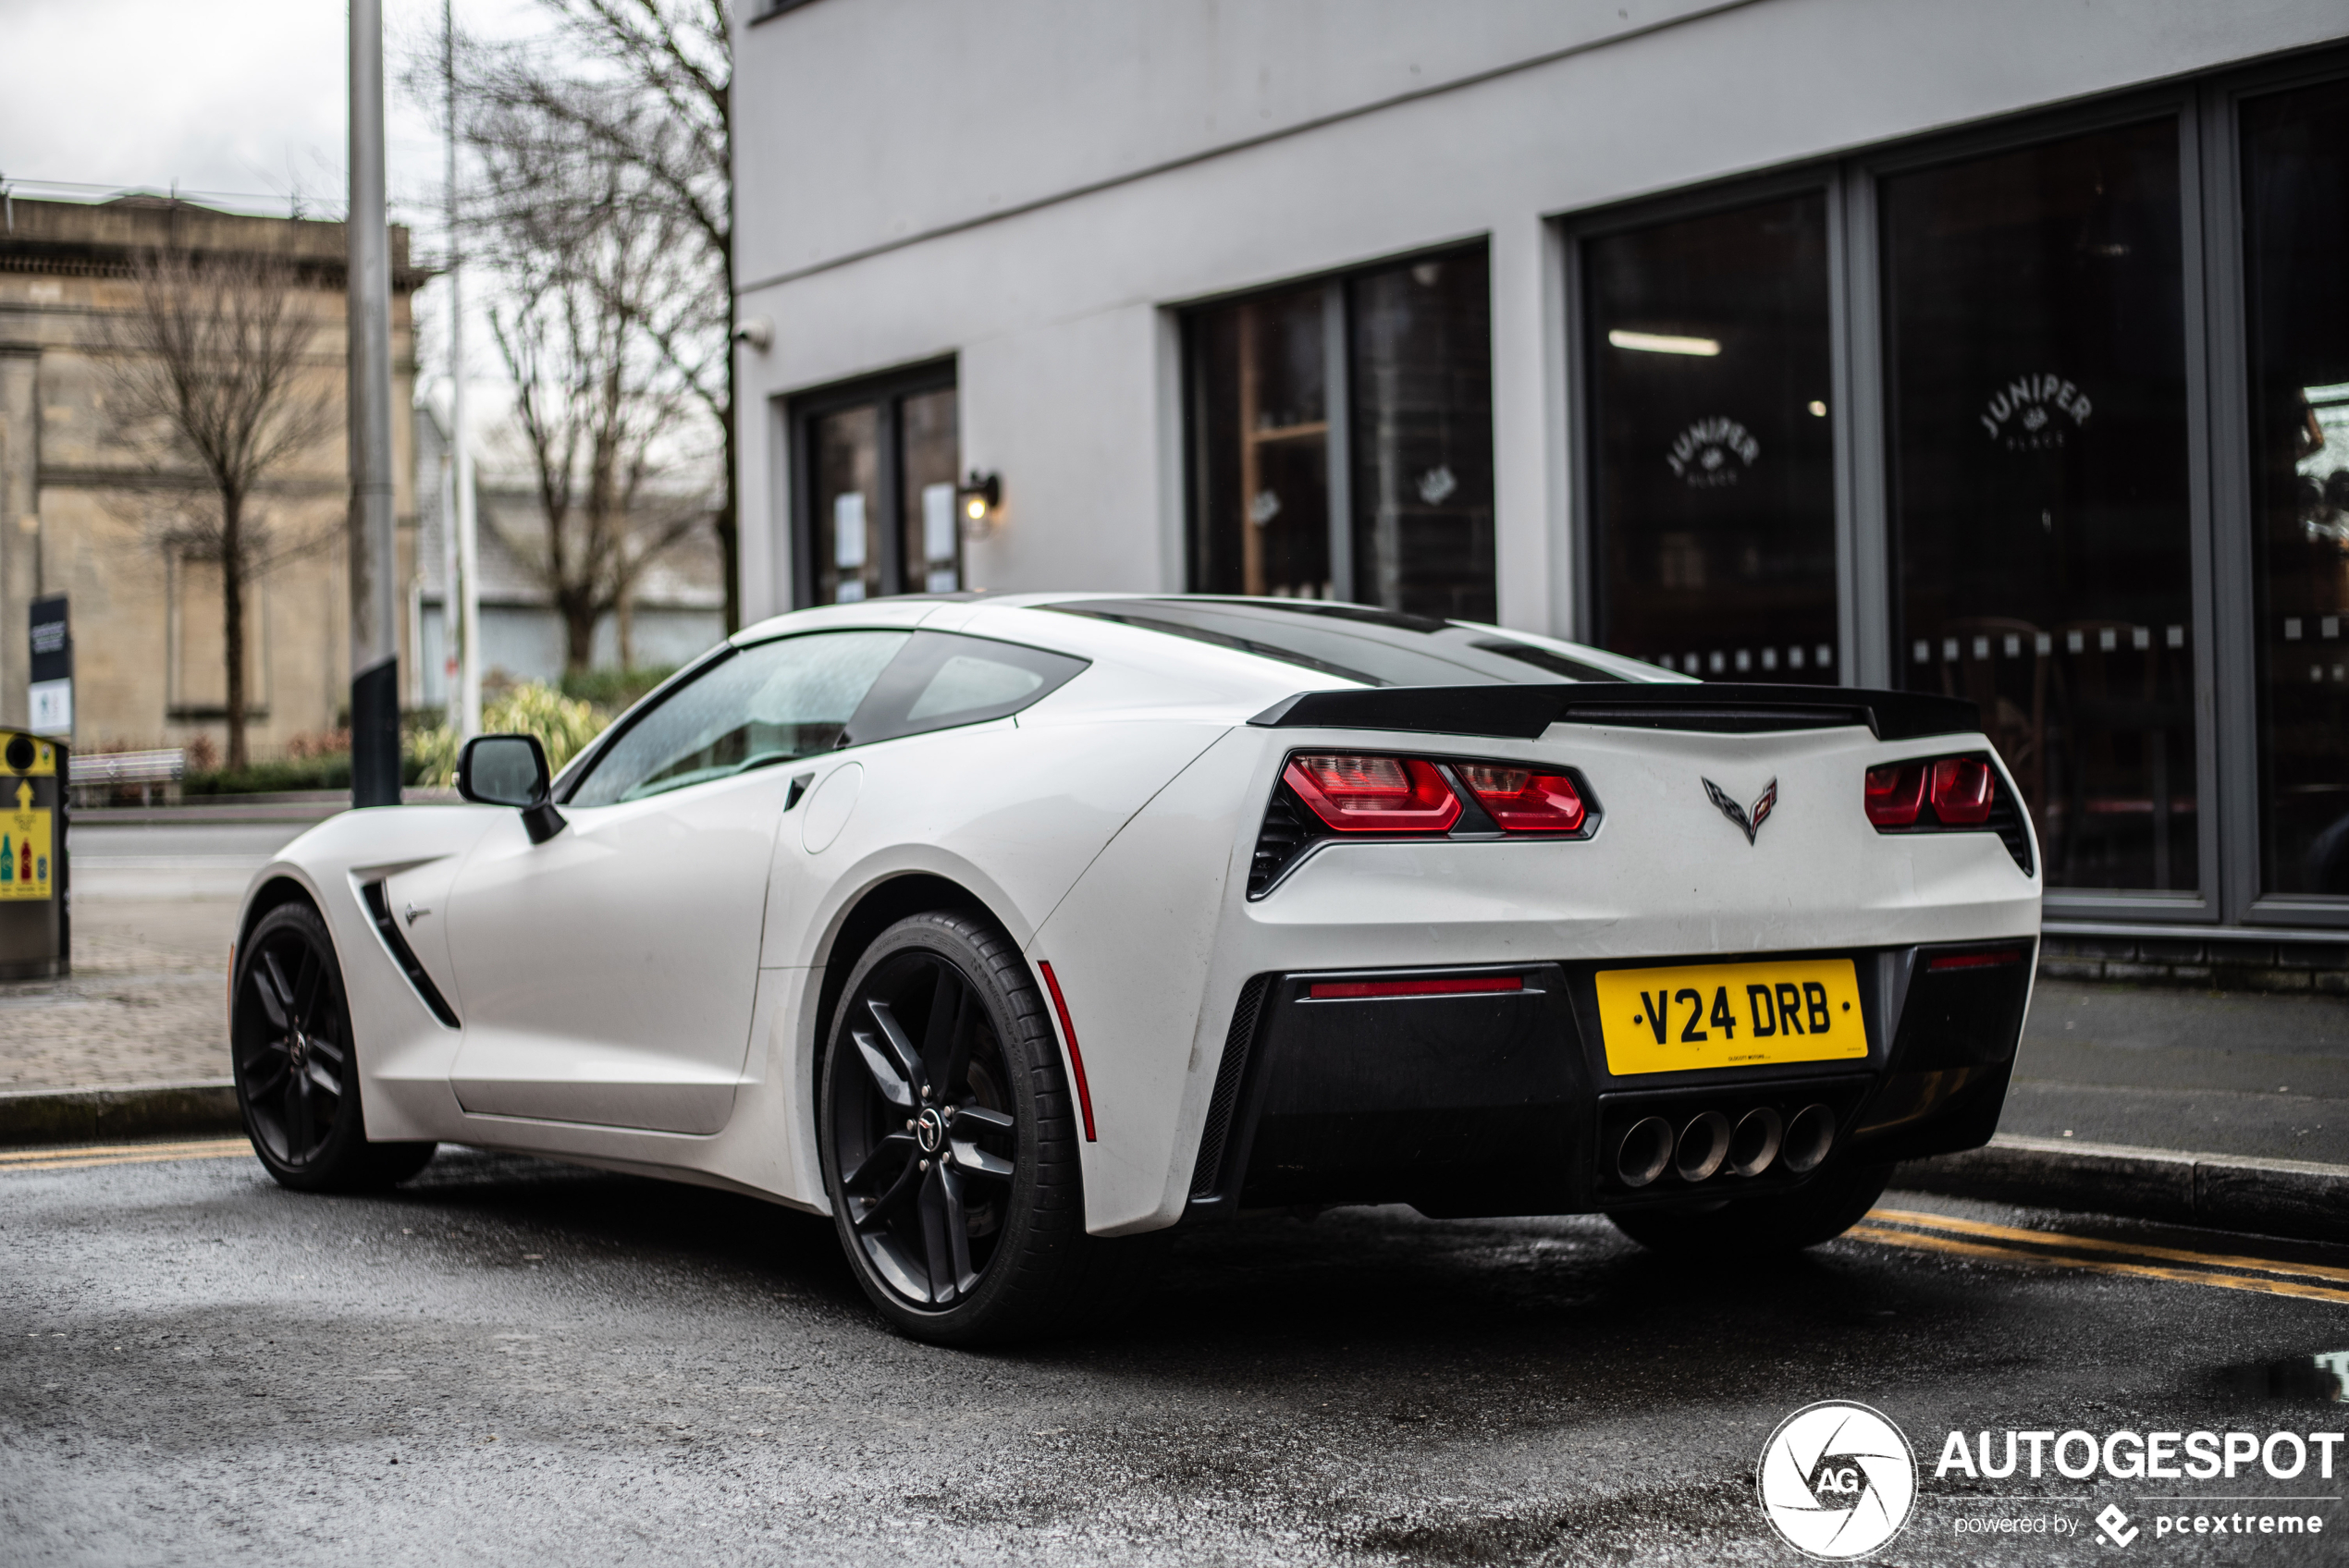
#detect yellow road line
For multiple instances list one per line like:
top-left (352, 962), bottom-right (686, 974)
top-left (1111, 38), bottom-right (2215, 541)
top-left (1872, 1206), bottom-right (2349, 1288)
top-left (0, 1139), bottom-right (250, 1173)
top-left (0, 1137), bottom-right (244, 1165)
top-left (1848, 1223), bottom-right (2349, 1306)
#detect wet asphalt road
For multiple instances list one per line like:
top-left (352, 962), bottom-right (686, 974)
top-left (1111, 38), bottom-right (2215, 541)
top-left (5, 1146), bottom-right (2347, 1567)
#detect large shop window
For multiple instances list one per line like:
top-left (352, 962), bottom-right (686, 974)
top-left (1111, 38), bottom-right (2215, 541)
top-left (795, 369), bottom-right (960, 606)
top-left (1583, 194), bottom-right (1839, 682)
top-left (1188, 248), bottom-right (1495, 620)
top-left (2243, 78), bottom-right (2349, 897)
top-left (1885, 120), bottom-right (2196, 892)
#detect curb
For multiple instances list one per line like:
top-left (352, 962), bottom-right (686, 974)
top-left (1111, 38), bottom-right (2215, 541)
top-left (0, 1082), bottom-right (240, 1145)
top-left (1897, 1133), bottom-right (2349, 1246)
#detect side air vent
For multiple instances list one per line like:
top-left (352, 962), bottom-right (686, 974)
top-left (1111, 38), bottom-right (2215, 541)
top-left (1248, 788), bottom-right (1316, 897)
top-left (1985, 785), bottom-right (2035, 876)
top-left (361, 880), bottom-right (461, 1028)
top-left (1189, 975), bottom-right (1270, 1200)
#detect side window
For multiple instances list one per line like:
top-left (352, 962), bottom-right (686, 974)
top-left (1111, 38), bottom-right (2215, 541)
top-left (850, 632), bottom-right (1089, 744)
top-left (567, 631), bottom-right (910, 806)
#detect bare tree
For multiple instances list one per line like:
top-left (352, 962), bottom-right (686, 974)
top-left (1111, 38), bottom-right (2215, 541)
top-left (104, 248), bottom-right (340, 768)
top-left (437, 0), bottom-right (738, 631)
top-left (486, 180), bottom-right (707, 674)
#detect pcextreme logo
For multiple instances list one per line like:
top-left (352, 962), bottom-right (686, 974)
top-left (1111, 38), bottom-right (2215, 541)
top-left (1758, 1402), bottom-right (1918, 1560)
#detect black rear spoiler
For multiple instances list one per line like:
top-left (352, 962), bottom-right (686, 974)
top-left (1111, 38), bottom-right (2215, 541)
top-left (1247, 683), bottom-right (1980, 741)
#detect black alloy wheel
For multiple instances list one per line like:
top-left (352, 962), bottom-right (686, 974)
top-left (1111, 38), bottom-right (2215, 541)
top-left (820, 911), bottom-right (1126, 1344)
top-left (231, 901), bottom-right (435, 1191)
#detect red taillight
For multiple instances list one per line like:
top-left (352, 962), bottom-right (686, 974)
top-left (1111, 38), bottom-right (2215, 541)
top-left (1457, 764), bottom-right (1587, 833)
top-left (1930, 757), bottom-right (1995, 826)
top-left (1285, 753), bottom-right (1461, 834)
top-left (1867, 753), bottom-right (2005, 831)
top-left (1309, 975), bottom-right (1524, 999)
top-left (1864, 763), bottom-right (1927, 827)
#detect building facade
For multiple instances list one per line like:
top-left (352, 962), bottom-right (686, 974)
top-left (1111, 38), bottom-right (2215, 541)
top-left (0, 196), bottom-right (421, 756)
top-left (732, 0), bottom-right (2349, 950)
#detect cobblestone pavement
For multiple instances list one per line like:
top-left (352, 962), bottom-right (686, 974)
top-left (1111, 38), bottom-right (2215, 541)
top-left (0, 899), bottom-right (232, 1091)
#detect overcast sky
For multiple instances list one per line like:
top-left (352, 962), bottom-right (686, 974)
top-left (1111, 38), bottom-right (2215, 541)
top-left (0, 0), bottom-right (549, 243)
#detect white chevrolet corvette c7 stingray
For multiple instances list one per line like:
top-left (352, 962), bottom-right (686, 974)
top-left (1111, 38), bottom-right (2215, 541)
top-left (229, 594), bottom-right (2041, 1341)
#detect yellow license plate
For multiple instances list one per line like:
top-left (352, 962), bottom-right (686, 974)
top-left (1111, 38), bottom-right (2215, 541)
top-left (1594, 959), bottom-right (1867, 1075)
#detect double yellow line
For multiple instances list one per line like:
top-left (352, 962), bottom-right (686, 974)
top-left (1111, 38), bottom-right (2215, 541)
top-left (1854, 1208), bottom-right (2349, 1305)
top-left (0, 1137), bottom-right (251, 1174)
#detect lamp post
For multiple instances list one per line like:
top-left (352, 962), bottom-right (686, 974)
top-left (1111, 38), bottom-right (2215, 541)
top-left (349, 0), bottom-right (400, 806)
top-left (444, 0), bottom-right (481, 742)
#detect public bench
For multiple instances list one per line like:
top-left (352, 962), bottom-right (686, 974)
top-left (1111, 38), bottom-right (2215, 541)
top-left (68, 749), bottom-right (186, 808)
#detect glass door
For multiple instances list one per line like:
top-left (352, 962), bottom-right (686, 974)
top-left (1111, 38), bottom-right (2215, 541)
top-left (1882, 119), bottom-right (2198, 892)
top-left (1581, 193), bottom-right (1839, 681)
top-left (2240, 77), bottom-right (2349, 900)
top-left (795, 367), bottom-right (960, 607)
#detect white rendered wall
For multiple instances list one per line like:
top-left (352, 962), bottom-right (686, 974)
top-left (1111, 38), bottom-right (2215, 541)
top-left (732, 0), bottom-right (2349, 631)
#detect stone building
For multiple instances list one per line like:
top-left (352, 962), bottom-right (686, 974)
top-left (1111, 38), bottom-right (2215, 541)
top-left (0, 194), bottom-right (421, 757)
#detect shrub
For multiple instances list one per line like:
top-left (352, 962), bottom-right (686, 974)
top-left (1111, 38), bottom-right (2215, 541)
top-left (404, 681), bottom-right (607, 790)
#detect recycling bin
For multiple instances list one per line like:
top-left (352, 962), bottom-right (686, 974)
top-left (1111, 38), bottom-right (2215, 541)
top-left (0, 729), bottom-right (68, 979)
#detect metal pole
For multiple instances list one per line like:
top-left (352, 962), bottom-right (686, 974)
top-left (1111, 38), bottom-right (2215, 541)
top-left (348, 0), bottom-right (400, 806)
top-left (444, 0), bottom-right (481, 741)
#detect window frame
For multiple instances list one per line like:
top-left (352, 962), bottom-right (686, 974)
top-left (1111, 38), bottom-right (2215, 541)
top-left (1178, 239), bottom-right (1494, 613)
top-left (785, 359), bottom-right (959, 610)
top-left (1554, 67), bottom-right (2349, 928)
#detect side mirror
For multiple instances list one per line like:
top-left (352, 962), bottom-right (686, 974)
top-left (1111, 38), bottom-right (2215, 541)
top-left (456, 734), bottom-right (567, 843)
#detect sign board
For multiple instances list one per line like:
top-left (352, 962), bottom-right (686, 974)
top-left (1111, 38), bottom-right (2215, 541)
top-left (28, 596), bottom-right (68, 739)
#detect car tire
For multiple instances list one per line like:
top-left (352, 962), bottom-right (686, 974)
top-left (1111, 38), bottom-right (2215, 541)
top-left (231, 901), bottom-right (437, 1192)
top-left (819, 910), bottom-right (1150, 1345)
top-left (1606, 1159), bottom-right (1893, 1259)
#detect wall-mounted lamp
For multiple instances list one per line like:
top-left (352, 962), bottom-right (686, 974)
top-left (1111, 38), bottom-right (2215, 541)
top-left (957, 470), bottom-right (1002, 533)
top-left (732, 316), bottom-right (772, 352)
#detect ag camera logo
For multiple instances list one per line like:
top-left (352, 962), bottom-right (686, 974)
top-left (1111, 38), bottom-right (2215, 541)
top-left (1758, 1402), bottom-right (1918, 1559)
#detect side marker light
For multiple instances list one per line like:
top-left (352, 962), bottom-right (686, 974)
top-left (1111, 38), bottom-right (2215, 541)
top-left (1036, 961), bottom-right (1096, 1142)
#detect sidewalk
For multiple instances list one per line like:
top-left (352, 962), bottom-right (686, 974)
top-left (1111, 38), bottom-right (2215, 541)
top-left (0, 899), bottom-right (231, 1092)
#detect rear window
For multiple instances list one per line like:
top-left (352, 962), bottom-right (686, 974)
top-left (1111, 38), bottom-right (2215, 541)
top-left (1048, 598), bottom-right (1630, 687)
top-left (845, 631), bottom-right (1089, 743)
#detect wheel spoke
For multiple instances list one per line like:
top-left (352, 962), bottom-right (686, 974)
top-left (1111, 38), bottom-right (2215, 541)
top-left (241, 1050), bottom-right (289, 1103)
top-left (851, 1030), bottom-right (916, 1109)
top-left (919, 963), bottom-right (975, 1094)
top-left (842, 1132), bottom-right (916, 1193)
top-left (865, 999), bottom-right (929, 1100)
top-left (947, 1138), bottom-right (1014, 1181)
top-left (303, 1059), bottom-right (339, 1098)
top-left (917, 1164), bottom-right (958, 1305)
top-left (852, 1155), bottom-right (922, 1233)
top-left (285, 1069), bottom-right (314, 1157)
top-left (249, 961), bottom-right (289, 1031)
top-left (949, 1104), bottom-right (1014, 1136)
top-left (289, 948), bottom-right (324, 1032)
top-left (939, 1164), bottom-right (978, 1297)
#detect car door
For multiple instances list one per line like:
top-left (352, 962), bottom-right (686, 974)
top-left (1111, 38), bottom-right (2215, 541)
top-left (442, 630), bottom-right (911, 1134)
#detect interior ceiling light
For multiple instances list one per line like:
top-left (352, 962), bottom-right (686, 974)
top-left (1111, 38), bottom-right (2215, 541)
top-left (1607, 329), bottom-right (1720, 357)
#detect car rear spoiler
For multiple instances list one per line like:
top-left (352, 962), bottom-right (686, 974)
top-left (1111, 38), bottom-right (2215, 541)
top-left (1247, 683), bottom-right (1980, 741)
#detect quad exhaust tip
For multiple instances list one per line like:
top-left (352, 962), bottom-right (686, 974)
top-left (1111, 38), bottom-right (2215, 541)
top-left (1725, 1107), bottom-right (1783, 1177)
top-left (1673, 1110), bottom-right (1730, 1182)
top-left (1615, 1116), bottom-right (1674, 1188)
top-left (1782, 1103), bottom-right (1835, 1173)
top-left (1612, 1102), bottom-right (1835, 1187)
